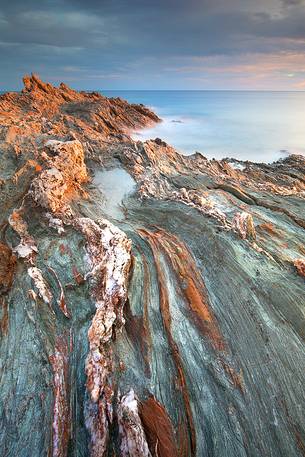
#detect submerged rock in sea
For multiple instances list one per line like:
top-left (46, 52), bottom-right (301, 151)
top-left (0, 75), bottom-right (304, 457)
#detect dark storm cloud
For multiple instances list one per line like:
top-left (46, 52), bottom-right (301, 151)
top-left (1, 0), bottom-right (305, 89)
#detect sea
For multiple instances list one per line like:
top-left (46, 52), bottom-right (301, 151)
top-left (2, 89), bottom-right (305, 163)
top-left (103, 90), bottom-right (305, 163)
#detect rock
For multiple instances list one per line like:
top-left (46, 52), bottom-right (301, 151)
top-left (74, 217), bottom-right (131, 456)
top-left (30, 140), bottom-right (88, 212)
top-left (154, 137), bottom-right (167, 146)
top-left (8, 209), bottom-right (38, 261)
top-left (23, 73), bottom-right (55, 94)
top-left (45, 213), bottom-right (65, 234)
top-left (232, 211), bottom-right (256, 240)
top-left (118, 390), bottom-right (151, 457)
top-left (294, 258), bottom-right (305, 278)
top-left (28, 267), bottom-right (53, 305)
top-left (1, 75), bottom-right (305, 457)
top-left (0, 242), bottom-right (16, 293)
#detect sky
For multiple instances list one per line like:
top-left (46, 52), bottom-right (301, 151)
top-left (1, 0), bottom-right (305, 90)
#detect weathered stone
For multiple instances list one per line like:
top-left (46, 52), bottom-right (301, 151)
top-left (30, 140), bottom-right (88, 212)
top-left (232, 211), bottom-right (256, 240)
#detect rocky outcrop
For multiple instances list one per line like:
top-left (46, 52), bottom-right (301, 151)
top-left (0, 76), bottom-right (304, 457)
top-left (0, 74), bottom-right (160, 161)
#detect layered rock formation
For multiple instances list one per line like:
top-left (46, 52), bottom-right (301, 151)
top-left (0, 75), bottom-right (304, 457)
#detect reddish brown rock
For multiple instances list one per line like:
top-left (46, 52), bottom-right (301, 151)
top-left (0, 242), bottom-right (16, 293)
top-left (0, 74), bottom-right (160, 158)
top-left (139, 396), bottom-right (178, 457)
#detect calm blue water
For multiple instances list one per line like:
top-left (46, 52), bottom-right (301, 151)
top-left (103, 90), bottom-right (305, 163)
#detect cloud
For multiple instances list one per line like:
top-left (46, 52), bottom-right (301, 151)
top-left (18, 10), bottom-right (102, 31)
top-left (2, 0), bottom-right (305, 55)
top-left (1, 0), bottom-right (305, 89)
top-left (0, 13), bottom-right (8, 26)
top-left (0, 41), bottom-right (83, 53)
top-left (166, 52), bottom-right (305, 77)
top-left (281, 0), bottom-right (304, 6)
top-left (0, 7), bottom-right (120, 49)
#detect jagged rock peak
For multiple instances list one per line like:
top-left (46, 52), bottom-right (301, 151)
top-left (22, 73), bottom-right (58, 94)
top-left (21, 73), bottom-right (102, 103)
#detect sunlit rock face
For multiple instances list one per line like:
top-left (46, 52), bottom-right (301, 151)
top-left (0, 76), bottom-right (304, 457)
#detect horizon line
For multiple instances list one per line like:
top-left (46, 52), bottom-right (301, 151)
top-left (2, 88), bottom-right (305, 93)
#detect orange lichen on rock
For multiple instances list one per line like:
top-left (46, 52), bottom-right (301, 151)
top-left (139, 396), bottom-right (178, 457)
top-left (35, 164), bottom-right (42, 172)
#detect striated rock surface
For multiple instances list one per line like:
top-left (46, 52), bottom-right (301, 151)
top-left (0, 76), bottom-right (304, 457)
